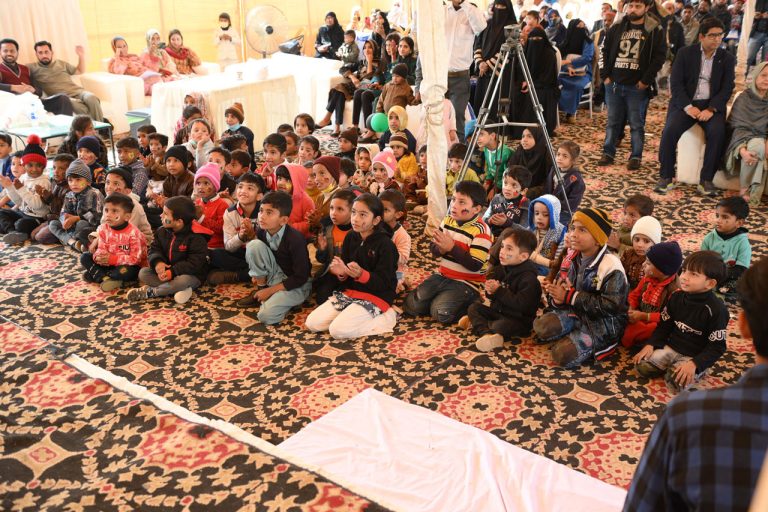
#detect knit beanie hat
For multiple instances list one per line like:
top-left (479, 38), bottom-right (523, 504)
top-left (372, 149), bottom-right (397, 178)
top-left (65, 158), bottom-right (93, 184)
top-left (76, 135), bottom-right (101, 156)
top-left (572, 207), bottom-right (612, 247)
top-left (314, 155), bottom-right (341, 183)
top-left (646, 241), bottom-right (683, 277)
top-left (339, 128), bottom-right (358, 146)
top-left (21, 135), bottom-right (47, 166)
top-left (165, 145), bottom-right (190, 167)
top-left (106, 166), bottom-right (134, 190)
top-left (392, 63), bottom-right (409, 79)
top-left (631, 215), bottom-right (662, 245)
top-left (224, 102), bottom-right (245, 124)
top-left (194, 163), bottom-right (221, 191)
top-left (389, 132), bottom-right (408, 149)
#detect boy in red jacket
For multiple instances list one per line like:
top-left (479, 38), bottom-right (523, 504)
top-left (80, 193), bottom-right (148, 292)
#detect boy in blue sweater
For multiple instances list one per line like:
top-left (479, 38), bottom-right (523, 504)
top-left (701, 196), bottom-right (751, 299)
top-left (483, 165), bottom-right (531, 236)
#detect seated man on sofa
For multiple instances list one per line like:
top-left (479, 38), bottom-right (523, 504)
top-left (28, 40), bottom-right (103, 121)
top-left (0, 38), bottom-right (73, 115)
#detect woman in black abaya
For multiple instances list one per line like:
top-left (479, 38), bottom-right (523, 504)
top-left (513, 26), bottom-right (559, 137)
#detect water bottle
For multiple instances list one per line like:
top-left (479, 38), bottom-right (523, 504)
top-left (29, 101), bottom-right (38, 126)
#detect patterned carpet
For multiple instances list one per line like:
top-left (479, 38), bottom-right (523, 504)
top-left (1, 94), bottom-right (766, 507)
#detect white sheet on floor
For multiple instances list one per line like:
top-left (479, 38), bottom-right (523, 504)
top-left (279, 388), bottom-right (627, 512)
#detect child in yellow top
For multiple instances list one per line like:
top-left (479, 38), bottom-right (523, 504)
top-left (390, 132), bottom-right (419, 186)
top-left (446, 142), bottom-right (479, 199)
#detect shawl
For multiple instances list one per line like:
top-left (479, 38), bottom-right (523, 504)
top-left (509, 126), bottom-right (551, 188)
top-left (725, 61), bottom-right (768, 173)
top-left (477, 0), bottom-right (517, 61)
top-left (145, 29), bottom-right (163, 57)
top-left (558, 19), bottom-right (590, 58)
top-left (524, 27), bottom-right (558, 89)
top-left (165, 30), bottom-right (190, 61)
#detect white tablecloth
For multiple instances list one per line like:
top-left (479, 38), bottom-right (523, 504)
top-left (150, 70), bottom-right (298, 145)
top-left (279, 389), bottom-right (627, 512)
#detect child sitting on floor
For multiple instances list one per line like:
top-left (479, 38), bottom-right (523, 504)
top-left (621, 215), bottom-right (661, 291)
top-left (76, 135), bottom-right (107, 192)
top-left (544, 140), bottom-right (584, 226)
top-left (446, 143), bottom-right (480, 199)
top-left (284, 132), bottom-right (300, 163)
top-left (527, 194), bottom-right (567, 276)
top-left (380, 189), bottom-right (411, 293)
top-left (101, 167), bottom-right (153, 243)
top-left (236, 191), bottom-right (312, 326)
top-left (32, 153), bottom-right (73, 244)
top-left (48, 159), bottom-right (103, 252)
top-left (701, 196), bottom-right (751, 299)
top-left (534, 207), bottom-right (628, 368)
top-left (633, 251), bottom-right (728, 393)
top-left (208, 173), bottom-right (266, 285)
top-left (369, 150), bottom-right (401, 195)
top-left (483, 166), bottom-right (531, 237)
top-left (137, 124), bottom-right (156, 157)
top-left (127, 196), bottom-right (211, 304)
top-left (256, 133), bottom-right (287, 191)
top-left (81, 193), bottom-right (148, 292)
top-left (0, 150), bottom-right (24, 209)
top-left (275, 164), bottom-right (315, 238)
top-left (305, 193), bottom-right (400, 339)
top-left (228, 150), bottom-right (251, 181)
top-left (307, 156), bottom-right (341, 235)
top-left (336, 128), bottom-right (358, 161)
top-left (184, 118), bottom-right (215, 170)
top-left (298, 135), bottom-right (321, 167)
top-left (193, 163), bottom-right (229, 249)
top-left (293, 113), bottom-right (315, 138)
top-left (622, 241), bottom-right (682, 348)
top-left (221, 102), bottom-right (255, 156)
top-left (607, 193), bottom-right (654, 255)
top-left (314, 189), bottom-right (356, 304)
top-left (404, 181), bottom-right (493, 324)
top-left (116, 137), bottom-right (149, 199)
top-left (161, 146), bottom-right (195, 200)
top-left (390, 132), bottom-right (418, 186)
top-left (459, 227), bottom-right (541, 352)
top-left (478, 126), bottom-right (512, 200)
top-left (207, 147), bottom-right (236, 198)
top-left (376, 106), bottom-right (417, 152)
top-left (144, 133), bottom-right (169, 209)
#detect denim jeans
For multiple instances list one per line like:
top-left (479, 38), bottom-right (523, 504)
top-left (48, 219), bottom-right (93, 246)
top-left (80, 252), bottom-right (140, 282)
top-left (403, 274), bottom-right (479, 324)
top-left (603, 82), bottom-right (650, 160)
top-left (748, 32), bottom-right (768, 66)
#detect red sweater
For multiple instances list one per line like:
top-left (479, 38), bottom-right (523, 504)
top-left (195, 195), bottom-right (229, 249)
top-left (93, 222), bottom-right (148, 267)
top-left (628, 273), bottom-right (679, 323)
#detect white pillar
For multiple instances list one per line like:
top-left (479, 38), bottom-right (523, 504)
top-left (735, 0), bottom-right (755, 92)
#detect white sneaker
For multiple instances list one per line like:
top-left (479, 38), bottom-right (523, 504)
top-left (174, 287), bottom-right (194, 304)
top-left (476, 333), bottom-right (504, 352)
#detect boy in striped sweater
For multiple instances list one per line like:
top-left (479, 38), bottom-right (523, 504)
top-left (81, 193), bottom-right (148, 291)
top-left (404, 181), bottom-right (493, 324)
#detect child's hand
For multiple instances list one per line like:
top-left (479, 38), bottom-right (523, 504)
top-left (671, 360), bottom-right (697, 388)
top-left (432, 229), bottom-right (455, 254)
top-left (329, 256), bottom-right (348, 277)
top-left (490, 213), bottom-right (506, 226)
top-left (240, 218), bottom-right (255, 241)
top-left (141, 154), bottom-right (152, 167)
top-left (219, 189), bottom-right (231, 200)
top-left (155, 194), bottom-right (166, 208)
top-left (627, 310), bottom-right (647, 324)
top-left (632, 345), bottom-right (655, 364)
top-left (155, 262), bottom-right (170, 281)
top-left (0, 176), bottom-right (12, 189)
top-left (544, 277), bottom-right (571, 305)
top-left (254, 286), bottom-right (276, 303)
top-left (346, 262), bottom-right (363, 279)
top-left (607, 230), bottom-right (620, 250)
top-left (94, 252), bottom-right (110, 265)
top-left (316, 233), bottom-right (328, 252)
top-left (62, 214), bottom-right (80, 230)
top-left (88, 238), bottom-right (99, 253)
top-left (484, 279), bottom-right (500, 295)
top-left (195, 204), bottom-right (203, 219)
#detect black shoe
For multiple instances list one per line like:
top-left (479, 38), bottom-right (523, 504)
top-left (627, 158), bottom-right (642, 170)
top-left (697, 181), bottom-right (718, 197)
top-left (236, 293), bottom-right (259, 307)
top-left (654, 178), bottom-right (675, 194)
top-left (597, 154), bottom-right (614, 166)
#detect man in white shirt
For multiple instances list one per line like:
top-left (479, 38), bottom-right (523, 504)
top-left (444, 0), bottom-right (487, 143)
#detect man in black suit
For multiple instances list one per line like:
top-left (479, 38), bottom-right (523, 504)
top-left (655, 17), bottom-right (735, 196)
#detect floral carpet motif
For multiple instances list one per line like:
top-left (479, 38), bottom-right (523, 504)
top-left (0, 95), bottom-right (766, 498)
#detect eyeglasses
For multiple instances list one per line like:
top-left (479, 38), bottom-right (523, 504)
top-left (704, 32), bottom-right (724, 39)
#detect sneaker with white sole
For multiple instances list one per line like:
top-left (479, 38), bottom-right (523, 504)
top-left (476, 333), bottom-right (504, 352)
top-left (126, 285), bottom-right (150, 302)
top-left (174, 287), bottom-right (194, 304)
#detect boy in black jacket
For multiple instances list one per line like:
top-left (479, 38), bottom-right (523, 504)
top-left (633, 250), bottom-right (729, 393)
top-left (237, 191), bottom-right (312, 325)
top-left (127, 196), bottom-right (211, 305)
top-left (459, 227), bottom-right (542, 352)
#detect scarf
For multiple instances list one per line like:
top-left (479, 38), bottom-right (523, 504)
top-left (558, 19), bottom-right (589, 57)
top-left (479, 0), bottom-right (517, 61)
top-left (725, 61), bottom-right (768, 159)
top-left (524, 27), bottom-right (558, 89)
top-left (111, 36), bottom-right (126, 52)
top-left (145, 29), bottom-right (163, 57)
top-left (509, 126), bottom-right (551, 187)
top-left (640, 273), bottom-right (677, 310)
top-left (165, 44), bottom-right (190, 61)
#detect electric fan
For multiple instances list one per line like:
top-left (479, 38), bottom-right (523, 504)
top-left (244, 5), bottom-right (295, 58)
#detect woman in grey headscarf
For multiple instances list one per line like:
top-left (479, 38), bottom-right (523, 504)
top-left (724, 61), bottom-right (768, 206)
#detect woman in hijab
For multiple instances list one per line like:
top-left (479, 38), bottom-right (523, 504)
top-left (724, 62), bottom-right (768, 206)
top-left (471, 0), bottom-right (517, 117)
top-left (315, 12), bottom-right (345, 59)
top-left (508, 126), bottom-right (552, 197)
top-left (545, 10), bottom-right (566, 46)
top-left (110, 36), bottom-right (175, 96)
top-left (165, 29), bottom-right (202, 75)
top-left (141, 29), bottom-right (177, 78)
top-left (557, 19), bottom-right (594, 124)
top-left (513, 27), bottom-right (559, 137)
top-left (371, 11), bottom-right (391, 49)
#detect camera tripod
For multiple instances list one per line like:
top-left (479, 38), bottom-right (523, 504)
top-left (458, 24), bottom-right (572, 220)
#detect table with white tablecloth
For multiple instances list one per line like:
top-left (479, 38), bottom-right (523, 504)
top-left (150, 71), bottom-right (298, 145)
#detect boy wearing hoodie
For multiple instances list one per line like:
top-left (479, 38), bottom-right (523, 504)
top-left (527, 194), bottom-right (567, 276)
top-left (127, 196), bottom-right (211, 305)
top-left (534, 207), bottom-right (629, 368)
top-left (701, 196), bottom-right (751, 298)
top-left (459, 227), bottom-right (542, 352)
top-left (275, 163), bottom-right (315, 238)
top-left (48, 159), bottom-right (103, 252)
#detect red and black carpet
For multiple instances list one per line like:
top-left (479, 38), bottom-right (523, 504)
top-left (1, 96), bottom-right (766, 508)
